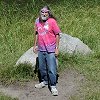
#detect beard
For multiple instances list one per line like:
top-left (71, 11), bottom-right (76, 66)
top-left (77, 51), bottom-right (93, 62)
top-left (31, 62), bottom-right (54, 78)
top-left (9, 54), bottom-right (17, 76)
top-left (41, 15), bottom-right (49, 21)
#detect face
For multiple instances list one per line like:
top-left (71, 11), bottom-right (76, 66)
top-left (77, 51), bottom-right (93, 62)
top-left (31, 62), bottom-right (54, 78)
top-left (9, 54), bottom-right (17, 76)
top-left (40, 10), bottom-right (49, 21)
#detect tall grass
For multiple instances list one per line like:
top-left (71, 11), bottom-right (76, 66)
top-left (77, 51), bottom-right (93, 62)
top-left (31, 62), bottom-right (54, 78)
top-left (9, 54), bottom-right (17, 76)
top-left (0, 0), bottom-right (100, 99)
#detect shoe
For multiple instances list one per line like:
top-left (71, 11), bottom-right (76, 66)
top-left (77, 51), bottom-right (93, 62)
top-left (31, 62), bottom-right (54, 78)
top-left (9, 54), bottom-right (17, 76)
top-left (35, 82), bottom-right (46, 88)
top-left (51, 86), bottom-right (58, 96)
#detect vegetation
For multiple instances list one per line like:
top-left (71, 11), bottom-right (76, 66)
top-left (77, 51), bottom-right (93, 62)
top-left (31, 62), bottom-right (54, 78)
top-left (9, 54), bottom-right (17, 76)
top-left (0, 93), bottom-right (18, 100)
top-left (0, 0), bottom-right (100, 99)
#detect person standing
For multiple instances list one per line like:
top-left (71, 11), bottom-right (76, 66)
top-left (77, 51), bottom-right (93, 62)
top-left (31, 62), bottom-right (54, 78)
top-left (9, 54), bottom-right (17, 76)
top-left (33, 6), bottom-right (61, 96)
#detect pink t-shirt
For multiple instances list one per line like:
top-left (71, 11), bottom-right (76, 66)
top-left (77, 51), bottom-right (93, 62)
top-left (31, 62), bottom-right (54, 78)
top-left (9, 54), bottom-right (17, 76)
top-left (35, 18), bottom-right (61, 52)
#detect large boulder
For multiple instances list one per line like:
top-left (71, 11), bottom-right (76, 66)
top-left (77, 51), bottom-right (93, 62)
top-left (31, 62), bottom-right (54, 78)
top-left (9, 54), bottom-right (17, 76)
top-left (16, 47), bottom-right (38, 67)
top-left (59, 33), bottom-right (92, 55)
top-left (16, 33), bottom-right (92, 66)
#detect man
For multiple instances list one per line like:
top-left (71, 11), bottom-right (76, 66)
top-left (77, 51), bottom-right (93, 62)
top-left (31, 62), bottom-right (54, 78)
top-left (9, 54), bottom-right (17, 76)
top-left (33, 6), bottom-right (61, 96)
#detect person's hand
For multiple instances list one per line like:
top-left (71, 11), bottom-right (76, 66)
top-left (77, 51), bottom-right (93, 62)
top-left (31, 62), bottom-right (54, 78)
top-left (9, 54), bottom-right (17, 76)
top-left (33, 46), bottom-right (38, 54)
top-left (55, 48), bottom-right (59, 57)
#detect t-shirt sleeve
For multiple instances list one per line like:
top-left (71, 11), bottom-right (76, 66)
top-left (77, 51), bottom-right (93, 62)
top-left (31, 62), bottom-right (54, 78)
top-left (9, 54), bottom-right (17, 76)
top-left (52, 19), bottom-right (61, 35)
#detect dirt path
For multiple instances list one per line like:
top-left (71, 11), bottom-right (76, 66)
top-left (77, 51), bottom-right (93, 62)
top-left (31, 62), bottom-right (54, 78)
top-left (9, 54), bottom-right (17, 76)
top-left (0, 68), bottom-right (85, 100)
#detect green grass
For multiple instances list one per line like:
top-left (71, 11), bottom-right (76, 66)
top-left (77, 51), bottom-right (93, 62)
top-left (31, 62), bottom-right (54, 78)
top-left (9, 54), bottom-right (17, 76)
top-left (0, 93), bottom-right (18, 100)
top-left (0, 63), bottom-right (35, 85)
top-left (0, 0), bottom-right (100, 99)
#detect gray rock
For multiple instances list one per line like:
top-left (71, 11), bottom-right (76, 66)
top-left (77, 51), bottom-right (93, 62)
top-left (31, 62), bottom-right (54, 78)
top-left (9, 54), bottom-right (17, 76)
top-left (16, 47), bottom-right (38, 67)
top-left (59, 33), bottom-right (92, 55)
top-left (16, 33), bottom-right (92, 66)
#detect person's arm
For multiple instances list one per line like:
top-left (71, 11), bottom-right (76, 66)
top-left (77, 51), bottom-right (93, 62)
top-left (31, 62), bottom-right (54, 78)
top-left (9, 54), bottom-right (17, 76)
top-left (55, 34), bottom-right (60, 56)
top-left (33, 31), bottom-right (38, 54)
top-left (51, 19), bottom-right (61, 56)
top-left (56, 34), bottom-right (60, 49)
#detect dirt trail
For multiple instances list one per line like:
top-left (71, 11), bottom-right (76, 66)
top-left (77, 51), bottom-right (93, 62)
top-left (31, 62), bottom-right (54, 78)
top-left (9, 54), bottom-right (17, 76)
top-left (0, 68), bottom-right (84, 100)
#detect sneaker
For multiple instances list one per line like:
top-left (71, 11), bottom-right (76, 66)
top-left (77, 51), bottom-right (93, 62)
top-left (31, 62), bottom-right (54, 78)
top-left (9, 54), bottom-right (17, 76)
top-left (51, 86), bottom-right (58, 96)
top-left (35, 82), bottom-right (46, 88)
